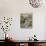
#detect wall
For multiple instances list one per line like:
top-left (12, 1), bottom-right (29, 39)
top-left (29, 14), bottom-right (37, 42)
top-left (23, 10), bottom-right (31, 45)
top-left (0, 0), bottom-right (46, 40)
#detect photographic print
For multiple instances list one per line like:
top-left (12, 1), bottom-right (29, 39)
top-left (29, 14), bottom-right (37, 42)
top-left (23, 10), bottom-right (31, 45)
top-left (20, 13), bottom-right (32, 28)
